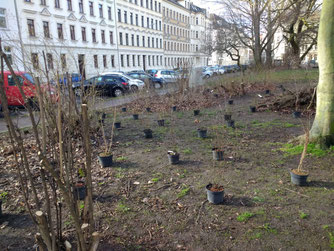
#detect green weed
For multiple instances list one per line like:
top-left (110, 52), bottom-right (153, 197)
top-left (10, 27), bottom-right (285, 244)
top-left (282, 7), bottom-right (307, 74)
top-left (300, 212), bottom-right (308, 219)
top-left (253, 196), bottom-right (265, 202)
top-left (116, 202), bottom-right (131, 213)
top-left (329, 232), bottom-right (334, 248)
top-left (116, 156), bottom-right (128, 161)
top-left (261, 223), bottom-right (277, 234)
top-left (280, 143), bottom-right (333, 157)
top-left (182, 148), bottom-right (192, 154)
top-left (177, 185), bottom-right (190, 198)
top-left (323, 225), bottom-right (330, 230)
top-left (237, 212), bottom-right (255, 222)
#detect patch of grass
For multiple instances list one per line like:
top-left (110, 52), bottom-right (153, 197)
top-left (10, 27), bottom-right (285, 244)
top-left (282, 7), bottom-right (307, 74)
top-left (329, 232), bottom-right (334, 248)
top-left (116, 156), bottom-right (128, 162)
top-left (155, 127), bottom-right (168, 135)
top-left (151, 173), bottom-right (163, 183)
top-left (124, 141), bottom-right (133, 146)
top-left (207, 111), bottom-right (217, 116)
top-left (280, 143), bottom-right (333, 157)
top-left (176, 112), bottom-right (184, 119)
top-left (177, 185), bottom-right (190, 198)
top-left (237, 212), bottom-right (255, 222)
top-left (251, 120), bottom-right (298, 129)
top-left (300, 212), bottom-right (308, 219)
top-left (251, 232), bottom-right (262, 240)
top-left (182, 148), bottom-right (192, 154)
top-left (253, 196), bottom-right (265, 202)
top-left (323, 225), bottom-right (330, 230)
top-left (116, 202), bottom-right (131, 213)
top-left (260, 223), bottom-right (277, 234)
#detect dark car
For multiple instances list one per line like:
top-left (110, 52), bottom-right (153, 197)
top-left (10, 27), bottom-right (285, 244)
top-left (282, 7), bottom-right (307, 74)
top-left (72, 75), bottom-right (129, 97)
top-left (146, 69), bottom-right (160, 76)
top-left (127, 72), bottom-right (164, 88)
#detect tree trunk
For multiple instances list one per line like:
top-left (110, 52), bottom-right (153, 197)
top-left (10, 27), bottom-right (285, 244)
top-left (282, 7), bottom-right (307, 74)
top-left (253, 1), bottom-right (262, 67)
top-left (309, 0), bottom-right (334, 147)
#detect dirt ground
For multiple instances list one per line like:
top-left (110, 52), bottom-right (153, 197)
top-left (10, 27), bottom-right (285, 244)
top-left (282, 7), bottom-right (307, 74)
top-left (1, 81), bottom-right (334, 250)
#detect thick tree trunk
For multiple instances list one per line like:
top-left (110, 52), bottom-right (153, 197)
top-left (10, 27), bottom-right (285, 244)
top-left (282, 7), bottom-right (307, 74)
top-left (309, 0), bottom-right (334, 147)
top-left (253, 0), bottom-right (262, 67)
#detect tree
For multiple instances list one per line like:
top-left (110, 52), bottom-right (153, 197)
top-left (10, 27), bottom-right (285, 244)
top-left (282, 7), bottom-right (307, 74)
top-left (280, 0), bottom-right (321, 67)
top-left (309, 0), bottom-right (334, 147)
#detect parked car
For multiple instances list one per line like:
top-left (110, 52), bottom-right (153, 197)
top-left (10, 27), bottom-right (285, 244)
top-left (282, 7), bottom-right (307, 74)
top-left (218, 67), bottom-right (227, 75)
top-left (0, 71), bottom-right (56, 110)
top-left (126, 72), bottom-right (165, 88)
top-left (72, 75), bottom-right (129, 97)
top-left (146, 69), bottom-right (160, 76)
top-left (202, 68), bottom-right (213, 79)
top-left (154, 70), bottom-right (178, 83)
top-left (59, 73), bottom-right (82, 85)
top-left (101, 72), bottom-right (145, 91)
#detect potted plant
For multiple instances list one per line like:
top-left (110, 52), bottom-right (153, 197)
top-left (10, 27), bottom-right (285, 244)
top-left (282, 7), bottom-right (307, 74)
top-left (228, 99), bottom-right (234, 105)
top-left (133, 114), bottom-right (139, 120)
top-left (172, 106), bottom-right (177, 112)
top-left (227, 120), bottom-right (235, 128)
top-left (290, 130), bottom-right (309, 186)
top-left (114, 122), bottom-right (121, 129)
top-left (206, 183), bottom-right (224, 204)
top-left (212, 121), bottom-right (224, 161)
top-left (143, 129), bottom-right (153, 138)
top-left (146, 107), bottom-right (151, 112)
top-left (98, 108), bottom-right (116, 167)
top-left (197, 128), bottom-right (207, 138)
top-left (249, 97), bottom-right (257, 113)
top-left (73, 181), bottom-right (86, 201)
top-left (157, 112), bottom-right (165, 126)
top-left (193, 109), bottom-right (200, 116)
top-left (167, 150), bottom-right (180, 164)
top-left (121, 107), bottom-right (127, 112)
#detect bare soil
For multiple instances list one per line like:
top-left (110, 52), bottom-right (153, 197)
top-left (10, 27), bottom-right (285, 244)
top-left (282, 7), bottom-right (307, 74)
top-left (1, 83), bottom-right (334, 250)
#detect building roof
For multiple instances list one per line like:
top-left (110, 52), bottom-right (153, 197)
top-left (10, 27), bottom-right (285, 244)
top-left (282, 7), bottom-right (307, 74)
top-left (190, 3), bottom-right (206, 14)
top-left (166, 0), bottom-right (189, 11)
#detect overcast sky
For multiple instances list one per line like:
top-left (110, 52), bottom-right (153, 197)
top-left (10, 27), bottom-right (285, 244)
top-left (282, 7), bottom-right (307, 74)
top-left (191, 0), bottom-right (223, 15)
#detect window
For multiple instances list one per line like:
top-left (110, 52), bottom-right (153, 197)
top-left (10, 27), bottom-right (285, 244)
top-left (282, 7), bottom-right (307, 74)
top-left (61, 54), bottom-right (66, 69)
top-left (150, 0), bottom-right (153, 10)
top-left (147, 37), bottom-right (150, 47)
top-left (47, 53), bottom-right (53, 70)
top-left (142, 36), bottom-right (145, 47)
top-left (131, 34), bottom-right (134, 46)
top-left (130, 13), bottom-right (133, 25)
top-left (103, 55), bottom-right (107, 68)
top-left (0, 8), bottom-right (6, 28)
top-left (156, 38), bottom-right (158, 48)
top-left (99, 4), bottom-right (103, 18)
top-left (159, 21), bottom-right (161, 31)
top-left (108, 7), bottom-right (112, 20)
top-left (152, 56), bottom-right (154, 66)
top-left (109, 31), bottom-right (113, 44)
top-left (132, 55), bottom-right (135, 67)
top-left (119, 32), bottom-right (123, 45)
top-left (127, 55), bottom-right (130, 67)
top-left (135, 14), bottom-right (138, 26)
top-left (146, 0), bottom-right (148, 8)
top-left (154, 1), bottom-right (157, 11)
top-left (138, 55), bottom-right (141, 66)
top-left (140, 0), bottom-right (143, 7)
top-left (121, 55), bottom-right (124, 67)
top-left (111, 55), bottom-right (115, 67)
top-left (141, 16), bottom-right (144, 27)
top-left (89, 2), bottom-right (94, 16)
top-left (43, 21), bottom-right (50, 38)
top-left (118, 9), bottom-right (121, 22)
top-left (148, 55), bottom-right (151, 66)
top-left (94, 55), bottom-right (98, 68)
top-left (67, 0), bottom-right (72, 11)
top-left (41, 0), bottom-right (46, 5)
top-left (31, 53), bottom-right (39, 69)
top-left (79, 0), bottom-right (84, 13)
top-left (81, 27), bottom-right (86, 41)
top-left (152, 37), bottom-right (154, 48)
top-left (27, 19), bottom-right (35, 37)
top-left (158, 3), bottom-right (161, 13)
top-left (196, 17), bottom-right (198, 25)
top-left (70, 25), bottom-right (75, 40)
top-left (124, 11), bottom-right (127, 23)
top-left (92, 28), bottom-right (96, 42)
top-left (125, 33), bottom-right (129, 45)
top-left (55, 0), bottom-right (60, 8)
top-left (147, 17), bottom-right (149, 28)
top-left (57, 23), bottom-right (63, 39)
top-left (8, 75), bottom-right (24, 86)
top-left (101, 30), bottom-right (105, 43)
top-left (196, 31), bottom-right (198, 38)
top-left (155, 20), bottom-right (157, 30)
top-left (136, 35), bottom-right (139, 46)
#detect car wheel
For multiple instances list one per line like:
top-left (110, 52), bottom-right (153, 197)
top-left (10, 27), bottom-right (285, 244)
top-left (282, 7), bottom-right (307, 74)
top-left (130, 85), bottom-right (139, 92)
top-left (113, 88), bottom-right (124, 97)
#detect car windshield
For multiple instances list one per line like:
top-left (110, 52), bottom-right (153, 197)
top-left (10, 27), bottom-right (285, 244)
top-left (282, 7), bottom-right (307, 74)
top-left (124, 74), bottom-right (134, 80)
top-left (23, 73), bottom-right (35, 84)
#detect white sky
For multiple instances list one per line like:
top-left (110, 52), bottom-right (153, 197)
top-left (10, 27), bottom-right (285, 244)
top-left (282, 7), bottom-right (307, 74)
top-left (191, 0), bottom-right (223, 15)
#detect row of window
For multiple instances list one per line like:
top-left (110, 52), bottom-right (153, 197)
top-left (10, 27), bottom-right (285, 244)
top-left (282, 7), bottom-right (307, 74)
top-left (25, 0), bottom-right (113, 20)
top-left (164, 41), bottom-right (190, 52)
top-left (163, 24), bottom-right (189, 38)
top-left (162, 7), bottom-right (190, 24)
top-left (27, 19), bottom-right (114, 44)
top-left (119, 32), bottom-right (162, 48)
top-left (117, 9), bottom-right (162, 31)
top-left (120, 54), bottom-right (163, 68)
top-left (127, 0), bottom-right (161, 13)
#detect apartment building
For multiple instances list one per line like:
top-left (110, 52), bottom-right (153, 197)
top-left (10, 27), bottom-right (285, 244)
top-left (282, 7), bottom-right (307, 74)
top-left (115, 0), bottom-right (164, 71)
top-left (162, 0), bottom-right (191, 69)
top-left (1, 0), bottom-right (118, 78)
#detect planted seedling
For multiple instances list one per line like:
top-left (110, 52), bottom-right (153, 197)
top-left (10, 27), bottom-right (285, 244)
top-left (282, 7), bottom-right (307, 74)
top-left (206, 183), bottom-right (224, 204)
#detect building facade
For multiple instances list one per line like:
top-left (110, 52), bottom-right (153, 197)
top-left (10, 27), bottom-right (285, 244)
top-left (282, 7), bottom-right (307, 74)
top-left (0, 0), bottom-right (213, 78)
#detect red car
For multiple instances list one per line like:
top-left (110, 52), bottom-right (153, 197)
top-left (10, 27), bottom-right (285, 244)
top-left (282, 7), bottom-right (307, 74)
top-left (0, 71), bottom-right (55, 109)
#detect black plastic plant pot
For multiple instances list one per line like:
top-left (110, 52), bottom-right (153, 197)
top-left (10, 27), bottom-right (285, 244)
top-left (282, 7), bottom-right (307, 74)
top-left (290, 170), bottom-right (309, 186)
top-left (265, 90), bottom-right (270, 95)
top-left (98, 153), bottom-right (113, 167)
top-left (121, 107), bottom-right (127, 112)
top-left (133, 114), bottom-right (139, 120)
top-left (144, 129), bottom-right (153, 138)
top-left (206, 184), bottom-right (224, 204)
top-left (197, 128), bottom-right (207, 138)
top-left (250, 106), bottom-right (256, 113)
top-left (146, 107), bottom-right (151, 112)
top-left (114, 122), bottom-right (121, 129)
top-left (228, 100), bottom-right (234, 105)
top-left (172, 106), bottom-right (177, 111)
top-left (293, 111), bottom-right (301, 118)
top-left (224, 114), bottom-right (232, 121)
top-left (73, 181), bottom-right (86, 201)
top-left (157, 119), bottom-right (165, 126)
top-left (212, 148), bottom-right (224, 161)
top-left (194, 110), bottom-right (200, 116)
top-left (168, 151), bottom-right (180, 165)
top-left (227, 120), bottom-right (235, 128)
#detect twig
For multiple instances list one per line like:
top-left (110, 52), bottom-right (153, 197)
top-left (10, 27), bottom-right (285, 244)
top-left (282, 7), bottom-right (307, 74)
top-left (196, 200), bottom-right (208, 224)
top-left (283, 187), bottom-right (310, 198)
top-left (152, 184), bottom-right (171, 191)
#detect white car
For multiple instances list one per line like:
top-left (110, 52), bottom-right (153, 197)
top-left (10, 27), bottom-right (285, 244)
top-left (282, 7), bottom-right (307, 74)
top-left (101, 72), bottom-right (145, 91)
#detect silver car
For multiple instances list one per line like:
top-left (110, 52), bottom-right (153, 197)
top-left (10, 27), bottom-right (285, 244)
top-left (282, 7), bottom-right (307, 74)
top-left (101, 72), bottom-right (144, 90)
top-left (154, 70), bottom-right (178, 83)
